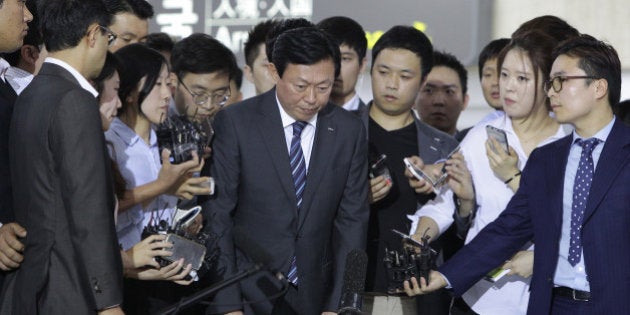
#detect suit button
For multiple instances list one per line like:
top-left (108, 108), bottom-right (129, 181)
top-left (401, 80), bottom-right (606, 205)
top-left (547, 277), bottom-right (552, 282)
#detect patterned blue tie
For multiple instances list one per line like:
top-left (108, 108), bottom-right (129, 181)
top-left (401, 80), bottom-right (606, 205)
top-left (568, 138), bottom-right (601, 266)
top-left (287, 121), bottom-right (307, 285)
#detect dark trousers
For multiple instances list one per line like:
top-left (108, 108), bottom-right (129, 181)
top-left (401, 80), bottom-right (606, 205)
top-left (449, 297), bottom-right (478, 315)
top-left (416, 289), bottom-right (451, 315)
top-left (551, 295), bottom-right (593, 315)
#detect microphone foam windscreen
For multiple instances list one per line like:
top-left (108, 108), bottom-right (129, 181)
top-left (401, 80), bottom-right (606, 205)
top-left (342, 249), bottom-right (368, 293)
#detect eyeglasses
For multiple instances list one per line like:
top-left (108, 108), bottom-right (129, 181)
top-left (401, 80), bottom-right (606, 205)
top-left (98, 25), bottom-right (118, 46)
top-left (178, 78), bottom-right (230, 108)
top-left (545, 76), bottom-right (597, 93)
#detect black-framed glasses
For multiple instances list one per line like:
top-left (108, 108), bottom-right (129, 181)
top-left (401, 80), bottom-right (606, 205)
top-left (545, 76), bottom-right (597, 93)
top-left (98, 25), bottom-right (118, 46)
top-left (178, 78), bottom-right (230, 108)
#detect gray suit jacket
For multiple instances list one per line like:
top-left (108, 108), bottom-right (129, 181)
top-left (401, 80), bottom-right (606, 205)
top-left (1, 63), bottom-right (122, 314)
top-left (204, 88), bottom-right (369, 314)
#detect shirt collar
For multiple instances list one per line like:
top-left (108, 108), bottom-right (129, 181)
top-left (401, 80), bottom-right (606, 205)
top-left (572, 116), bottom-right (615, 144)
top-left (44, 57), bottom-right (99, 98)
top-left (4, 66), bottom-right (34, 94)
top-left (341, 93), bottom-right (361, 111)
top-left (109, 117), bottom-right (155, 147)
top-left (275, 92), bottom-right (318, 129)
top-left (0, 58), bottom-right (10, 83)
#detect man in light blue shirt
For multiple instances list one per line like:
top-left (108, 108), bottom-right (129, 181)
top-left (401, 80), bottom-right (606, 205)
top-left (405, 34), bottom-right (630, 315)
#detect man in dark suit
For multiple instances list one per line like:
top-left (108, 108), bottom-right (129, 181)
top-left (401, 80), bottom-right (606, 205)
top-left (316, 16), bottom-right (368, 114)
top-left (0, 0), bottom-right (123, 313)
top-left (0, 0), bottom-right (33, 275)
top-left (405, 35), bottom-right (630, 314)
top-left (205, 27), bottom-right (369, 315)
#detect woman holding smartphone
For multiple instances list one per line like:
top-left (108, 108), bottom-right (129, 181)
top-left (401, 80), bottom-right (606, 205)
top-left (409, 29), bottom-right (575, 314)
top-left (106, 44), bottom-right (210, 251)
top-left (93, 51), bottom-right (193, 283)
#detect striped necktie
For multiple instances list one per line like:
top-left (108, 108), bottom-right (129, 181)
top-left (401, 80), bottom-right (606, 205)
top-left (287, 121), bottom-right (307, 285)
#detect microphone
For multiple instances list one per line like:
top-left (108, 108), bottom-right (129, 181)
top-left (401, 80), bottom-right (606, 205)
top-left (338, 249), bottom-right (368, 314)
top-left (157, 227), bottom-right (287, 314)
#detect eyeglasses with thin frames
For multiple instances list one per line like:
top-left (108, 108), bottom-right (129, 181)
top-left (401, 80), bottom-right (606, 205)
top-left (178, 78), bottom-right (230, 109)
top-left (545, 76), bottom-right (597, 93)
top-left (98, 25), bottom-right (118, 47)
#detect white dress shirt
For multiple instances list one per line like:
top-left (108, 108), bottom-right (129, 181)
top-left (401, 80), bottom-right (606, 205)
top-left (0, 58), bottom-right (10, 84)
top-left (4, 66), bottom-right (33, 95)
top-left (105, 118), bottom-right (177, 250)
top-left (44, 57), bottom-right (98, 97)
top-left (276, 94), bottom-right (317, 171)
top-left (341, 93), bottom-right (361, 112)
top-left (409, 114), bottom-right (572, 314)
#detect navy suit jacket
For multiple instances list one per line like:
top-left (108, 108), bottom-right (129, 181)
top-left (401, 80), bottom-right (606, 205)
top-left (204, 88), bottom-right (369, 314)
top-left (439, 119), bottom-right (630, 314)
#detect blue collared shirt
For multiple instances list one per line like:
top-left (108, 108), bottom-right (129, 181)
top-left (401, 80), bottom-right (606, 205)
top-left (554, 117), bottom-right (616, 291)
top-left (105, 118), bottom-right (177, 250)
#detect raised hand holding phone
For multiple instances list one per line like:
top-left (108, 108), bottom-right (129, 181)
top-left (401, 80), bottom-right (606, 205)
top-left (485, 125), bottom-right (509, 154)
top-left (404, 156), bottom-right (438, 194)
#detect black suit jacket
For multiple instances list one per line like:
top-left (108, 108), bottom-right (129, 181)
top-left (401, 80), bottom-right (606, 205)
top-left (0, 75), bottom-right (17, 224)
top-left (0, 70), bottom-right (18, 295)
top-left (1, 63), bottom-right (123, 314)
top-left (205, 88), bottom-right (369, 314)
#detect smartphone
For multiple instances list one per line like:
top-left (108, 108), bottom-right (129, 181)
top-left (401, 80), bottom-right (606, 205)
top-left (369, 154), bottom-right (388, 179)
top-left (486, 125), bottom-right (509, 154)
top-left (403, 158), bottom-right (438, 193)
top-left (436, 145), bottom-right (461, 185)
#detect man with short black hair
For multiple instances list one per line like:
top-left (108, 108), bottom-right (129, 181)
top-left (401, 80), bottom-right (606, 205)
top-left (1, 0), bottom-right (123, 313)
top-left (264, 18), bottom-right (314, 65)
top-left (416, 51), bottom-right (469, 139)
top-left (106, 0), bottom-right (154, 52)
top-left (1, 0), bottom-right (45, 94)
top-left (243, 19), bottom-right (279, 95)
top-left (317, 16), bottom-right (368, 113)
top-left (171, 33), bottom-right (238, 122)
top-left (206, 26), bottom-right (368, 315)
top-left (477, 38), bottom-right (510, 115)
top-left (363, 26), bottom-right (458, 314)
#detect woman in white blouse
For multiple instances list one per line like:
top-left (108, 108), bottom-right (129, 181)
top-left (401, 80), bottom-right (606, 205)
top-left (106, 44), bottom-right (210, 251)
top-left (94, 51), bottom-right (192, 283)
top-left (408, 30), bottom-right (574, 314)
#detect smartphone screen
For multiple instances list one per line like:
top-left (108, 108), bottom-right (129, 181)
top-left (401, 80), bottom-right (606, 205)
top-left (485, 125), bottom-right (509, 154)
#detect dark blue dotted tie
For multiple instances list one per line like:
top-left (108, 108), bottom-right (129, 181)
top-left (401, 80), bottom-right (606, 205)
top-left (287, 121), bottom-right (307, 285)
top-left (568, 138), bottom-right (601, 266)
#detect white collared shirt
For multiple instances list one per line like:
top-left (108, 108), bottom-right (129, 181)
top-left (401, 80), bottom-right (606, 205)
top-left (409, 114), bottom-right (572, 315)
top-left (44, 57), bottom-right (98, 98)
top-left (4, 66), bottom-right (33, 95)
top-left (276, 93), bottom-right (317, 171)
top-left (0, 58), bottom-right (10, 83)
top-left (105, 118), bottom-right (177, 250)
top-left (341, 93), bottom-right (361, 111)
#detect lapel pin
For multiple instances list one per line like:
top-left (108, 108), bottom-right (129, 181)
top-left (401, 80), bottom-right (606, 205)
top-left (328, 127), bottom-right (335, 132)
